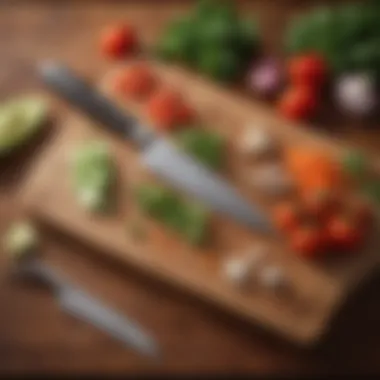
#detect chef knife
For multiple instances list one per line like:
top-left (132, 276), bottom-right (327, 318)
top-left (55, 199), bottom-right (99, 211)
top-left (38, 62), bottom-right (273, 234)
top-left (16, 258), bottom-right (159, 358)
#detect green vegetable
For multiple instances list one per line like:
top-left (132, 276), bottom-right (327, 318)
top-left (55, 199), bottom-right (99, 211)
top-left (156, 17), bottom-right (197, 64)
top-left (4, 222), bottom-right (38, 259)
top-left (135, 184), bottom-right (209, 246)
top-left (285, 2), bottom-right (380, 81)
top-left (156, 0), bottom-right (258, 83)
top-left (0, 96), bottom-right (48, 155)
top-left (341, 150), bottom-right (368, 178)
top-left (175, 128), bottom-right (225, 171)
top-left (71, 141), bottom-right (115, 212)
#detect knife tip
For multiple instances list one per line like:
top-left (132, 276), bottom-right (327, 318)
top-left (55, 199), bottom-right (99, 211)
top-left (37, 60), bottom-right (66, 80)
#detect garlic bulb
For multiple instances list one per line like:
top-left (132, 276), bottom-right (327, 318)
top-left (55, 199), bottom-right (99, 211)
top-left (335, 73), bottom-right (377, 116)
top-left (239, 127), bottom-right (277, 159)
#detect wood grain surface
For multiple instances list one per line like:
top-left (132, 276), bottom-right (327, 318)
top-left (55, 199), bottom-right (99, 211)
top-left (1, 0), bottom-right (380, 375)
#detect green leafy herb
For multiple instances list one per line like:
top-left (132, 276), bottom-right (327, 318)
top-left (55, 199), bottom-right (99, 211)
top-left (285, 2), bottom-right (380, 81)
top-left (156, 0), bottom-right (258, 83)
top-left (71, 141), bottom-right (115, 213)
top-left (135, 184), bottom-right (209, 246)
top-left (175, 128), bottom-right (225, 171)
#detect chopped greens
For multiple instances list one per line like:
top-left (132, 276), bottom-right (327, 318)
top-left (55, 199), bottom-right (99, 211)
top-left (0, 96), bottom-right (48, 155)
top-left (135, 184), bottom-right (209, 246)
top-left (285, 2), bottom-right (380, 81)
top-left (175, 128), bottom-right (225, 171)
top-left (341, 150), bottom-right (369, 179)
top-left (71, 141), bottom-right (115, 213)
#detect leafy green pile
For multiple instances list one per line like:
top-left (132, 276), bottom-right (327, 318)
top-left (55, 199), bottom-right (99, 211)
top-left (71, 141), bottom-right (115, 213)
top-left (136, 184), bottom-right (209, 246)
top-left (285, 2), bottom-right (380, 81)
top-left (156, 0), bottom-right (258, 82)
top-left (175, 128), bottom-right (225, 171)
top-left (0, 96), bottom-right (48, 155)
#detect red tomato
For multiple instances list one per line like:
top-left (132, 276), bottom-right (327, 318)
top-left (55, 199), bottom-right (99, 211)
top-left (272, 202), bottom-right (301, 233)
top-left (288, 53), bottom-right (327, 88)
top-left (115, 64), bottom-right (157, 100)
top-left (302, 189), bottom-right (339, 220)
top-left (325, 215), bottom-right (363, 251)
top-left (146, 88), bottom-right (194, 131)
top-left (278, 86), bottom-right (318, 121)
top-left (100, 24), bottom-right (137, 59)
top-left (291, 224), bottom-right (324, 258)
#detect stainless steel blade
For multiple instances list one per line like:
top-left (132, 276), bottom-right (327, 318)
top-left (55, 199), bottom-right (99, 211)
top-left (142, 138), bottom-right (274, 234)
top-left (18, 259), bottom-right (160, 358)
top-left (59, 286), bottom-right (159, 358)
top-left (38, 61), bottom-right (274, 234)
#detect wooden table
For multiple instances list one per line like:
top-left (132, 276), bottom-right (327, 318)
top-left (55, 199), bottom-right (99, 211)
top-left (1, 0), bottom-right (380, 375)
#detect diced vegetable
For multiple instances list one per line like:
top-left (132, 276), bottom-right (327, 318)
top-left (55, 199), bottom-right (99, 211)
top-left (288, 53), bottom-right (327, 88)
top-left (71, 141), bottom-right (115, 212)
top-left (247, 58), bottom-right (283, 97)
top-left (175, 128), bottom-right (225, 171)
top-left (325, 214), bottom-right (363, 251)
top-left (334, 73), bottom-right (377, 116)
top-left (114, 64), bottom-right (157, 100)
top-left (272, 202), bottom-right (301, 234)
top-left (278, 86), bottom-right (318, 121)
top-left (135, 184), bottom-right (210, 246)
top-left (0, 96), bottom-right (48, 155)
top-left (100, 24), bottom-right (137, 60)
top-left (284, 146), bottom-right (343, 195)
top-left (4, 222), bottom-right (38, 259)
top-left (258, 265), bottom-right (287, 291)
top-left (146, 89), bottom-right (194, 131)
top-left (290, 224), bottom-right (324, 258)
top-left (222, 257), bottom-right (251, 287)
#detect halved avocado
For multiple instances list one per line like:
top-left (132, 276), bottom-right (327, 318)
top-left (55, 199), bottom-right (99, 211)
top-left (0, 96), bottom-right (48, 155)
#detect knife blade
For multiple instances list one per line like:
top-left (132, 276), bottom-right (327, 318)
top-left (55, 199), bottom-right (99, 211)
top-left (18, 259), bottom-right (159, 358)
top-left (38, 62), bottom-right (273, 234)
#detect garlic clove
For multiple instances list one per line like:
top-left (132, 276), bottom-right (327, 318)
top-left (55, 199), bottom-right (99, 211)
top-left (222, 257), bottom-right (251, 287)
top-left (258, 265), bottom-right (288, 292)
top-left (239, 127), bottom-right (277, 159)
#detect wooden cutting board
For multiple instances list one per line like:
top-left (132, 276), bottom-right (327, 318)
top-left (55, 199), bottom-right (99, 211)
top-left (20, 61), bottom-right (380, 346)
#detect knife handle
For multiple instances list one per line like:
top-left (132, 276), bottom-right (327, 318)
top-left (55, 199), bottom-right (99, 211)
top-left (38, 62), bottom-right (152, 147)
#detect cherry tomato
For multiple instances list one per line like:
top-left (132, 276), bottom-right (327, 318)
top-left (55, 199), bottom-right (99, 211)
top-left (302, 189), bottom-right (338, 220)
top-left (272, 202), bottom-right (301, 233)
top-left (325, 215), bottom-right (363, 251)
top-left (288, 53), bottom-right (327, 88)
top-left (115, 64), bottom-right (157, 99)
top-left (100, 24), bottom-right (137, 59)
top-left (278, 86), bottom-right (318, 121)
top-left (290, 224), bottom-right (324, 258)
top-left (146, 88), bottom-right (194, 131)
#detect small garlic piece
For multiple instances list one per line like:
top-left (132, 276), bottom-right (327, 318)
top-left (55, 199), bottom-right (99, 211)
top-left (250, 163), bottom-right (293, 196)
top-left (239, 127), bottom-right (277, 159)
top-left (222, 257), bottom-right (251, 287)
top-left (258, 265), bottom-right (287, 291)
